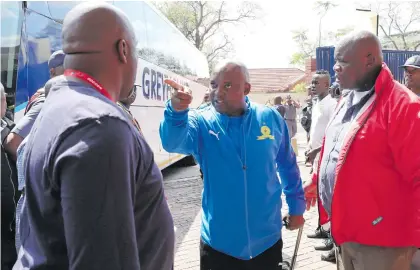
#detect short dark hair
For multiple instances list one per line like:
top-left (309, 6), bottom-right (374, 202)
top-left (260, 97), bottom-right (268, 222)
top-left (314, 69), bottom-right (331, 85)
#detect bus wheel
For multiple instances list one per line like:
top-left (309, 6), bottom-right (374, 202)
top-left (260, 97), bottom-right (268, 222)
top-left (177, 155), bottom-right (197, 167)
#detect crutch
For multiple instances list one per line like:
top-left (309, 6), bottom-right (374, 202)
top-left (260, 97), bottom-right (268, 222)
top-left (283, 217), bottom-right (304, 270)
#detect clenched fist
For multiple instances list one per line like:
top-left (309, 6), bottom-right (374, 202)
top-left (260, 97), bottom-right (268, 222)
top-left (164, 79), bottom-right (193, 112)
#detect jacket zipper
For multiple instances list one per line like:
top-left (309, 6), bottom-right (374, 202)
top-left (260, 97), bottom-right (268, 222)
top-left (329, 96), bottom-right (378, 246)
top-left (241, 123), bottom-right (252, 258)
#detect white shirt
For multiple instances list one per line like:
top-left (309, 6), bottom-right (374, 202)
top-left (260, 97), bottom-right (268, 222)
top-left (308, 94), bottom-right (337, 149)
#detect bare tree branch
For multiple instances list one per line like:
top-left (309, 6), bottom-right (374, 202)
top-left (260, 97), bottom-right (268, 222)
top-left (414, 42), bottom-right (420, 51)
top-left (379, 24), bottom-right (399, 50)
top-left (375, 2), bottom-right (420, 51)
top-left (201, 24), bottom-right (221, 46)
top-left (206, 36), bottom-right (231, 63)
top-left (156, 1), bottom-right (262, 70)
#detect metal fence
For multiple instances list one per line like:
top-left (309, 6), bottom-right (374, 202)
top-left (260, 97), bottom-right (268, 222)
top-left (316, 46), bottom-right (420, 84)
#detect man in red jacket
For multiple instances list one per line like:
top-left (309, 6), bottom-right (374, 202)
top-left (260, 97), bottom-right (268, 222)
top-left (304, 30), bottom-right (420, 270)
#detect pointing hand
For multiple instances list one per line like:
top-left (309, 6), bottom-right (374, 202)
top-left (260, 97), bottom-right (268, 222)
top-left (165, 79), bottom-right (193, 112)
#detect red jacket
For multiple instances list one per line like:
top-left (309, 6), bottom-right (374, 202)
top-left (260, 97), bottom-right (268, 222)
top-left (313, 63), bottom-right (420, 247)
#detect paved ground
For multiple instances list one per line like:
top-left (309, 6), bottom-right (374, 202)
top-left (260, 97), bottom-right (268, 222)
top-left (162, 123), bottom-right (420, 270)
top-left (162, 125), bottom-right (338, 270)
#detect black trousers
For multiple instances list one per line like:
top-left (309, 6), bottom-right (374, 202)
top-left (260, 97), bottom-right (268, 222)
top-left (200, 239), bottom-right (283, 270)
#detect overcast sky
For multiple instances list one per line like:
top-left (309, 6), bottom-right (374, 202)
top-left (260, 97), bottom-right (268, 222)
top-left (225, 0), bottom-right (382, 69)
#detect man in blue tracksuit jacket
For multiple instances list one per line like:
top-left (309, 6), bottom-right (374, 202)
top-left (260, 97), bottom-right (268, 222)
top-left (160, 61), bottom-right (305, 270)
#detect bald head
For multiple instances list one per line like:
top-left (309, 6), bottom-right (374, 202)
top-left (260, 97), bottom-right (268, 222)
top-left (334, 30), bottom-right (383, 90)
top-left (210, 60), bottom-right (251, 116)
top-left (63, 2), bottom-right (136, 54)
top-left (337, 31), bottom-right (383, 62)
top-left (274, 96), bottom-right (283, 105)
top-left (62, 2), bottom-right (138, 101)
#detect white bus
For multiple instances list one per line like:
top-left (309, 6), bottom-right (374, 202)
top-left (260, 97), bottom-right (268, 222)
top-left (1, 1), bottom-right (210, 169)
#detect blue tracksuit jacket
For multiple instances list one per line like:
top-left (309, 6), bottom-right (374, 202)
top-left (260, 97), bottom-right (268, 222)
top-left (159, 97), bottom-right (305, 259)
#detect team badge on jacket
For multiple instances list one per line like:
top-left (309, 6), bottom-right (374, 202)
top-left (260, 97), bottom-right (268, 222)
top-left (257, 125), bottom-right (274, 140)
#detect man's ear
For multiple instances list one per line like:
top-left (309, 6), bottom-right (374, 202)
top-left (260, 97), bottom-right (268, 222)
top-left (244, 82), bottom-right (251, 95)
top-left (116, 39), bottom-right (128, 64)
top-left (49, 68), bottom-right (55, 77)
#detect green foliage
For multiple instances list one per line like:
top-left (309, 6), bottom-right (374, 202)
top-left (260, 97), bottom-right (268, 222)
top-left (292, 82), bottom-right (307, 93)
top-left (289, 52), bottom-right (307, 67)
top-left (291, 29), bottom-right (315, 57)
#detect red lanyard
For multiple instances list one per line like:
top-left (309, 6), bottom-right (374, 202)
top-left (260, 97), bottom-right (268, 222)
top-left (64, 69), bottom-right (113, 101)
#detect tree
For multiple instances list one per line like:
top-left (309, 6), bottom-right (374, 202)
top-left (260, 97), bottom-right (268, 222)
top-left (289, 29), bottom-right (317, 66)
top-left (290, 1), bottom-right (344, 68)
top-left (292, 82), bottom-right (307, 93)
top-left (289, 27), bottom-right (353, 67)
top-left (372, 2), bottom-right (420, 51)
top-left (325, 26), bottom-right (355, 45)
top-left (313, 1), bottom-right (338, 47)
top-left (155, 1), bottom-right (261, 71)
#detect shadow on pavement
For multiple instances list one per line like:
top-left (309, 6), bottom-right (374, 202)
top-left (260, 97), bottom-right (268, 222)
top-left (162, 162), bottom-right (203, 254)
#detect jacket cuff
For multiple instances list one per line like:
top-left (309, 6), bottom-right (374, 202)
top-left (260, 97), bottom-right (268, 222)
top-left (165, 100), bottom-right (189, 118)
top-left (287, 198), bottom-right (306, 216)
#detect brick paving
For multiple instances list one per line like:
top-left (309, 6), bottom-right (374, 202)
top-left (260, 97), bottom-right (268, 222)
top-left (162, 127), bottom-right (336, 270)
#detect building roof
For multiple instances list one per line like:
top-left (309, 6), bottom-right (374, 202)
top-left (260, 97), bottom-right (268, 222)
top-left (381, 30), bottom-right (420, 50)
top-left (248, 68), bottom-right (306, 92)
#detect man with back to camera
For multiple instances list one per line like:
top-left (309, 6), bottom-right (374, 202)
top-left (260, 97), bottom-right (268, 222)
top-left (304, 30), bottom-right (420, 270)
top-left (283, 94), bottom-right (300, 139)
top-left (160, 60), bottom-right (305, 270)
top-left (273, 95), bottom-right (286, 117)
top-left (4, 50), bottom-right (66, 161)
top-left (14, 3), bottom-right (174, 270)
top-left (400, 55), bottom-right (420, 96)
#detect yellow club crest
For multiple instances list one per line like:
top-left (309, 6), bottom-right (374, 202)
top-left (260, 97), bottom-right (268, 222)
top-left (257, 125), bottom-right (274, 140)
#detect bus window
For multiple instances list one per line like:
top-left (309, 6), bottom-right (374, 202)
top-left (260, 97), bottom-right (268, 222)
top-left (47, 1), bottom-right (113, 23)
top-left (113, 1), bottom-right (148, 51)
top-left (26, 1), bottom-right (51, 17)
top-left (1, 1), bottom-right (24, 114)
top-left (142, 4), bottom-right (209, 79)
top-left (24, 11), bottom-right (63, 102)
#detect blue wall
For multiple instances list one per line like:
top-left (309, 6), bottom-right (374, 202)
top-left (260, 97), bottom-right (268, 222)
top-left (316, 46), bottom-right (420, 84)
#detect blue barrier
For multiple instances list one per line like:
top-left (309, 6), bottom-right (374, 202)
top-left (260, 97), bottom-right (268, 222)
top-left (316, 46), bottom-right (420, 84)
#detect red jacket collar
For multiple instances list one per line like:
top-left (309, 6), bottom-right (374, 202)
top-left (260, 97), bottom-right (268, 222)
top-left (374, 63), bottom-right (394, 95)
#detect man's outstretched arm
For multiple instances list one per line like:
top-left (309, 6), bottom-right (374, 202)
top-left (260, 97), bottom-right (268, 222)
top-left (159, 79), bottom-right (199, 156)
top-left (159, 102), bottom-right (199, 156)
